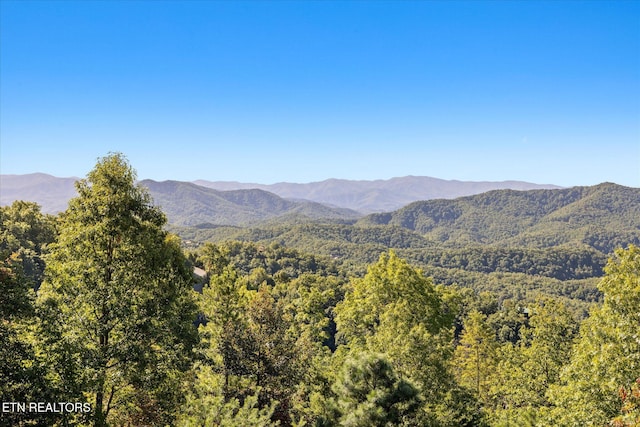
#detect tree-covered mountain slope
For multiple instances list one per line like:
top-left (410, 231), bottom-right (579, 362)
top-left (167, 183), bottom-right (638, 307)
top-left (140, 180), bottom-right (362, 226)
top-left (357, 183), bottom-right (640, 252)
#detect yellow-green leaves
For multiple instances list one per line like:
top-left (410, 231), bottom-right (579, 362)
top-left (550, 246), bottom-right (640, 425)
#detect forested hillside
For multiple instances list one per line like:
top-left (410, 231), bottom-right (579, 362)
top-left (1, 173), bottom-right (560, 216)
top-left (140, 179), bottom-right (361, 226)
top-left (166, 182), bottom-right (639, 313)
top-left (2, 155), bottom-right (639, 426)
top-left (359, 183), bottom-right (640, 251)
top-left (194, 176), bottom-right (560, 213)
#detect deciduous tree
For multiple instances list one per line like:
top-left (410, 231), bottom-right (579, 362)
top-left (549, 245), bottom-right (640, 425)
top-left (37, 153), bottom-right (199, 426)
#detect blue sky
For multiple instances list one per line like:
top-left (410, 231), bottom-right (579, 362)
top-left (1, 1), bottom-right (638, 187)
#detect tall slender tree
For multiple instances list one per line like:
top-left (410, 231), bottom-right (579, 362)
top-left (37, 153), bottom-right (199, 426)
top-left (453, 310), bottom-right (498, 404)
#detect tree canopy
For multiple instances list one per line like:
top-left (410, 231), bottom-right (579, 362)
top-left (2, 154), bottom-right (639, 426)
top-left (36, 153), bottom-right (199, 426)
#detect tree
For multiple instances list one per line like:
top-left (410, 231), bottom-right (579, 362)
top-left (0, 200), bottom-right (56, 291)
top-left (549, 245), bottom-right (640, 425)
top-left (193, 261), bottom-right (306, 426)
top-left (453, 310), bottom-right (498, 404)
top-left (199, 242), bottom-right (231, 276)
top-left (332, 352), bottom-right (421, 427)
top-left (334, 251), bottom-right (480, 424)
top-left (488, 298), bottom-right (578, 425)
top-left (199, 265), bottom-right (255, 400)
top-left (335, 251), bottom-right (454, 353)
top-left (181, 264), bottom-right (279, 426)
top-left (37, 153), bottom-right (199, 426)
top-left (245, 285), bottom-right (303, 425)
top-left (177, 362), bottom-right (278, 427)
top-left (0, 262), bottom-right (56, 427)
top-left (0, 201), bottom-right (58, 426)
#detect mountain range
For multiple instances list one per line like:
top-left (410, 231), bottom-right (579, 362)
top-left (357, 182), bottom-right (640, 253)
top-left (194, 176), bottom-right (561, 213)
top-left (3, 173), bottom-right (639, 293)
top-left (1, 173), bottom-right (560, 218)
top-left (170, 182), bottom-right (640, 254)
top-left (0, 173), bottom-right (79, 214)
top-left (139, 179), bottom-right (361, 226)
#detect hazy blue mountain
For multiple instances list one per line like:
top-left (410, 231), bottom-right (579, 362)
top-left (0, 173), bottom-right (79, 213)
top-left (194, 176), bottom-right (561, 213)
top-left (0, 175), bottom-right (360, 224)
top-left (2, 174), bottom-right (560, 216)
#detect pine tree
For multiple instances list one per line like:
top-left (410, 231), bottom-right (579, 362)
top-left (332, 352), bottom-right (420, 427)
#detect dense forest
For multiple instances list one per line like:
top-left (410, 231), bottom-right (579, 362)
top-left (1, 154), bottom-right (639, 426)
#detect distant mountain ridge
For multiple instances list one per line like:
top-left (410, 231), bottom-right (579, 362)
top-left (0, 173), bottom-right (79, 213)
top-left (139, 180), bottom-right (361, 226)
top-left (195, 176), bottom-right (562, 213)
top-left (0, 174), bottom-right (362, 225)
top-left (3, 174), bottom-right (639, 258)
top-left (2, 173), bottom-right (561, 215)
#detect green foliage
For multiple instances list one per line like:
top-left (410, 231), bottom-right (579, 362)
top-left (4, 156), bottom-right (639, 427)
top-left (406, 246), bottom-right (606, 280)
top-left (334, 251), bottom-right (482, 424)
top-left (331, 353), bottom-right (421, 426)
top-left (336, 251), bottom-right (453, 346)
top-left (177, 362), bottom-right (278, 427)
top-left (36, 153), bottom-right (199, 426)
top-left (358, 183), bottom-right (640, 251)
top-left (0, 201), bottom-right (59, 426)
top-left (487, 298), bottom-right (578, 424)
top-left (165, 184), bottom-right (640, 318)
top-left (0, 200), bottom-right (57, 290)
top-left (453, 310), bottom-right (498, 404)
top-left (169, 222), bottom-right (433, 275)
top-left (195, 264), bottom-right (313, 426)
top-left (0, 264), bottom-right (58, 427)
top-left (549, 245), bottom-right (640, 425)
top-left (199, 241), bottom-right (341, 281)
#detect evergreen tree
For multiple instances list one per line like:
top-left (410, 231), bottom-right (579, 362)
top-left (177, 362), bottom-right (278, 427)
top-left (332, 352), bottom-right (421, 427)
top-left (193, 262), bottom-right (304, 426)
